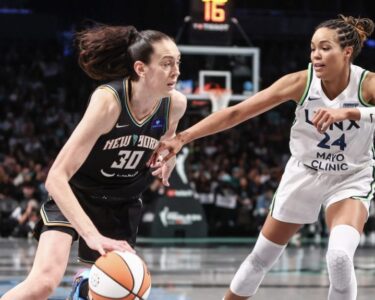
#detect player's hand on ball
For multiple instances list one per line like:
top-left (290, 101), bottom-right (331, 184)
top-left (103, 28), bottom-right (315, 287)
top-left (85, 233), bottom-right (135, 256)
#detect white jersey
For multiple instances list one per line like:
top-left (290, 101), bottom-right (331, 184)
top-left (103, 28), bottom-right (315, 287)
top-left (290, 63), bottom-right (375, 174)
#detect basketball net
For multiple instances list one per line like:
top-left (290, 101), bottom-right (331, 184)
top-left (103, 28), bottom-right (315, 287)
top-left (207, 88), bottom-right (232, 113)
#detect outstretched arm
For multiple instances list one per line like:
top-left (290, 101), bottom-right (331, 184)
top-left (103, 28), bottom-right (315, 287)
top-left (151, 70), bottom-right (308, 163)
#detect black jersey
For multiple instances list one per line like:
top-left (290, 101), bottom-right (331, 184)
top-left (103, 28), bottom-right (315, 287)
top-left (70, 78), bottom-right (171, 199)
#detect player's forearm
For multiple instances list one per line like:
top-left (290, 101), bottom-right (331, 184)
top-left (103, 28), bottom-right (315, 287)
top-left (176, 107), bottom-right (241, 145)
top-left (176, 95), bottom-right (277, 145)
top-left (45, 172), bottom-right (99, 239)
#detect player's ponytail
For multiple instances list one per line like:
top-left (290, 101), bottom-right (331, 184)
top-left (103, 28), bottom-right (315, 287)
top-left (76, 24), bottom-right (172, 81)
top-left (339, 15), bottom-right (374, 46)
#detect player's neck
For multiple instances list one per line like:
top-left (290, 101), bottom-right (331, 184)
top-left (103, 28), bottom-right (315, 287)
top-left (128, 80), bottom-right (161, 118)
top-left (321, 67), bottom-right (350, 100)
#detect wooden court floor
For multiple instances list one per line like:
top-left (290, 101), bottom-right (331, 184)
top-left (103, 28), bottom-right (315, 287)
top-left (1, 238), bottom-right (374, 299)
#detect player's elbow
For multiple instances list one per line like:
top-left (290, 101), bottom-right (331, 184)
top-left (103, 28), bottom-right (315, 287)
top-left (45, 169), bottom-right (67, 195)
top-left (45, 170), bottom-right (57, 194)
top-left (228, 106), bottom-right (249, 127)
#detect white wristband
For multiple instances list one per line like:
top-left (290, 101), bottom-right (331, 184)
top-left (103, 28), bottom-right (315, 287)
top-left (357, 107), bottom-right (375, 123)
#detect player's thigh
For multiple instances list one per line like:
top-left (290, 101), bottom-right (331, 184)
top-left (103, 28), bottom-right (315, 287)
top-left (325, 198), bottom-right (368, 233)
top-left (29, 230), bottom-right (72, 282)
top-left (261, 214), bottom-right (303, 245)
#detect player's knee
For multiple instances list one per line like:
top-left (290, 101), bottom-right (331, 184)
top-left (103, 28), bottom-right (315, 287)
top-left (40, 276), bottom-right (59, 295)
top-left (28, 266), bottom-right (64, 297)
top-left (230, 233), bottom-right (286, 297)
top-left (326, 249), bottom-right (353, 292)
top-left (24, 276), bottom-right (55, 298)
top-left (230, 252), bottom-right (269, 297)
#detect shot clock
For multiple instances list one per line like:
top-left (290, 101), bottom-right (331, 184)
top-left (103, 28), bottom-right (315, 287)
top-left (202, 0), bottom-right (228, 23)
top-left (189, 0), bottom-right (232, 45)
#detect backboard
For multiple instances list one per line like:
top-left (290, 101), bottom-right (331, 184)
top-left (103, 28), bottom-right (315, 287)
top-left (176, 45), bottom-right (260, 102)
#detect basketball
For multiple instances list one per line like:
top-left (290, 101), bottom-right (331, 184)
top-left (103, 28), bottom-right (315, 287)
top-left (88, 251), bottom-right (151, 300)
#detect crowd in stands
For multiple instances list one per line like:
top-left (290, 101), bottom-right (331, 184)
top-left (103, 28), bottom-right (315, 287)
top-left (0, 41), bottom-right (88, 238)
top-left (1, 41), bottom-right (375, 245)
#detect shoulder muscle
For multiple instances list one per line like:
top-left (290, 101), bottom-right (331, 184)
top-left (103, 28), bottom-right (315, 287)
top-left (169, 90), bottom-right (187, 120)
top-left (266, 69), bottom-right (309, 103)
top-left (362, 71), bottom-right (375, 104)
top-left (85, 88), bottom-right (122, 135)
top-left (163, 90), bottom-right (187, 139)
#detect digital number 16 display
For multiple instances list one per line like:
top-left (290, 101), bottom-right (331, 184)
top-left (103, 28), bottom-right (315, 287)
top-left (202, 0), bottom-right (228, 23)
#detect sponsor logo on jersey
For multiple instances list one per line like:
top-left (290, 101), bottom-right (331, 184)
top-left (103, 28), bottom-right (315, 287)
top-left (115, 123), bottom-right (129, 128)
top-left (151, 118), bottom-right (165, 129)
top-left (343, 103), bottom-right (359, 108)
top-left (100, 169), bottom-right (116, 177)
top-left (308, 96), bottom-right (321, 101)
top-left (100, 169), bottom-right (139, 178)
top-left (310, 152), bottom-right (349, 171)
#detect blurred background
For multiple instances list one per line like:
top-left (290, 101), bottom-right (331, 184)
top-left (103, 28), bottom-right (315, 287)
top-left (1, 0), bottom-right (374, 243)
top-left (1, 1), bottom-right (375, 299)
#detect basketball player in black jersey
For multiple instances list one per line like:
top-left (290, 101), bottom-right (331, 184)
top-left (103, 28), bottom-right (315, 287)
top-left (2, 25), bottom-right (186, 300)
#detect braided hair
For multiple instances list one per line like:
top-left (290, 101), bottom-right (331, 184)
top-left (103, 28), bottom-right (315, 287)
top-left (316, 15), bottom-right (374, 61)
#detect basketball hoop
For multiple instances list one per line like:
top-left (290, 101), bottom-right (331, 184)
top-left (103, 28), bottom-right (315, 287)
top-left (207, 88), bottom-right (232, 113)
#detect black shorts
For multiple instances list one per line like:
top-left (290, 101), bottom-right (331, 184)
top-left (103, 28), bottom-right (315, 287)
top-left (34, 188), bottom-right (143, 264)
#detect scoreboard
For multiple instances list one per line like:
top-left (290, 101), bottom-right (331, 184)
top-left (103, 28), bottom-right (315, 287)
top-left (201, 0), bottom-right (230, 23)
top-left (189, 0), bottom-right (232, 45)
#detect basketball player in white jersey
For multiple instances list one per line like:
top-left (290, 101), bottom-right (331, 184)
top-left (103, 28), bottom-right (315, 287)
top-left (150, 15), bottom-right (375, 299)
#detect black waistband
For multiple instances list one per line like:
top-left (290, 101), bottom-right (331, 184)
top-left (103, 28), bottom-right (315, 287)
top-left (70, 184), bottom-right (142, 205)
top-left (88, 193), bottom-right (142, 204)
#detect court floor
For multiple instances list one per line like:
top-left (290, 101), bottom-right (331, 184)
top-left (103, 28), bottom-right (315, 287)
top-left (0, 238), bottom-right (374, 299)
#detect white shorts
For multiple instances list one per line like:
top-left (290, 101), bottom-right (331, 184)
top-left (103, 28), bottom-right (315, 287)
top-left (270, 156), bottom-right (374, 224)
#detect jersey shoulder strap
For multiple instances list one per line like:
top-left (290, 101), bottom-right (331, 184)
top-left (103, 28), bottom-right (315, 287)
top-left (97, 79), bottom-right (126, 110)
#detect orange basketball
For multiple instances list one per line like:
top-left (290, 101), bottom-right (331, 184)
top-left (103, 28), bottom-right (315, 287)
top-left (88, 251), bottom-right (151, 300)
